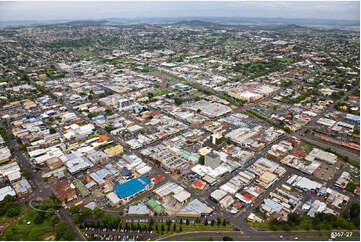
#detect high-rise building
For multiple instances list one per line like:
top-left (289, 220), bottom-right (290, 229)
top-left (205, 151), bottom-right (220, 169)
top-left (210, 133), bottom-right (222, 145)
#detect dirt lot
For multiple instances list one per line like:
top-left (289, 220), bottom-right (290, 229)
top-left (313, 160), bottom-right (344, 181)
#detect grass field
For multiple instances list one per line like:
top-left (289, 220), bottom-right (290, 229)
top-left (277, 58), bottom-right (295, 63)
top-left (205, 35), bottom-right (223, 40)
top-left (74, 48), bottom-right (96, 57)
top-left (156, 222), bottom-right (233, 238)
top-left (2, 209), bottom-right (55, 240)
top-left (175, 236), bottom-right (215, 241)
top-left (154, 90), bottom-right (171, 96)
top-left (193, 91), bottom-right (208, 98)
top-left (224, 40), bottom-right (244, 46)
top-left (110, 58), bottom-right (124, 64)
top-left (91, 56), bottom-right (104, 62)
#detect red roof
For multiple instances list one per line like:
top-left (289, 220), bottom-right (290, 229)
top-left (97, 136), bottom-right (110, 142)
top-left (153, 175), bottom-right (165, 183)
top-left (233, 202), bottom-right (242, 209)
top-left (243, 193), bottom-right (254, 199)
top-left (293, 151), bottom-right (306, 157)
top-left (159, 131), bottom-right (167, 137)
top-left (192, 179), bottom-right (204, 188)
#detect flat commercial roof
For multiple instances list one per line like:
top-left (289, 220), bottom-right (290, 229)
top-left (128, 203), bottom-right (150, 215)
top-left (173, 190), bottom-right (191, 203)
top-left (210, 189), bottom-right (227, 201)
top-left (154, 182), bottom-right (184, 197)
top-left (147, 199), bottom-right (164, 213)
top-left (0, 186), bottom-right (16, 201)
top-left (177, 199), bottom-right (213, 216)
top-left (114, 177), bottom-right (151, 199)
top-left (106, 192), bottom-right (121, 205)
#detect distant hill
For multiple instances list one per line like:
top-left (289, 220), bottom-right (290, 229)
top-left (65, 20), bottom-right (109, 25)
top-left (0, 16), bottom-right (358, 31)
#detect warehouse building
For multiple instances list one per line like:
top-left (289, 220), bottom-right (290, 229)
top-left (128, 203), bottom-right (151, 216)
top-left (114, 177), bottom-right (151, 199)
top-left (176, 199), bottom-right (213, 217)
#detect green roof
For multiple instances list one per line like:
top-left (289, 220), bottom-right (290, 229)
top-left (178, 151), bottom-right (199, 163)
top-left (147, 199), bottom-right (164, 213)
top-left (73, 179), bottom-right (89, 196)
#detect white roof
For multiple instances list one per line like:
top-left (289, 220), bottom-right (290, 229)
top-left (154, 182), bottom-right (184, 197)
top-left (317, 118), bottom-right (336, 127)
top-left (294, 177), bottom-right (322, 191)
top-left (65, 155), bottom-right (93, 174)
top-left (84, 201), bottom-right (97, 210)
top-left (177, 199), bottom-right (213, 215)
top-left (173, 190), bottom-right (191, 203)
top-left (305, 148), bottom-right (337, 165)
top-left (127, 124), bottom-right (143, 132)
top-left (0, 186), bottom-right (16, 201)
top-left (210, 189), bottom-right (227, 201)
top-left (191, 164), bottom-right (230, 179)
top-left (106, 192), bottom-right (121, 204)
top-left (7, 171), bottom-right (21, 182)
top-left (219, 195), bottom-right (234, 208)
top-left (220, 182), bottom-right (239, 195)
top-left (0, 162), bottom-right (20, 177)
top-left (128, 203), bottom-right (150, 215)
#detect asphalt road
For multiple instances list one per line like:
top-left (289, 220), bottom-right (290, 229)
top-left (159, 231), bottom-right (360, 241)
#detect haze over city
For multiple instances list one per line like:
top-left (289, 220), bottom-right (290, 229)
top-left (0, 1), bottom-right (360, 22)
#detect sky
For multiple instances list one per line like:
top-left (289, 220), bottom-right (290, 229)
top-left (0, 1), bottom-right (359, 22)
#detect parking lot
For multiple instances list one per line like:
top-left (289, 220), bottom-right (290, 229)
top-left (83, 227), bottom-right (156, 241)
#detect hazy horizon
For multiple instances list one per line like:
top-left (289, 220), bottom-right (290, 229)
top-left (0, 1), bottom-right (359, 23)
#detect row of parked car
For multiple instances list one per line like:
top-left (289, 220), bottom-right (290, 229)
top-left (84, 233), bottom-right (144, 241)
top-left (85, 227), bottom-right (154, 234)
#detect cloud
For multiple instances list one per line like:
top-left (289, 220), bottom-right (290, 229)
top-left (0, 1), bottom-right (359, 21)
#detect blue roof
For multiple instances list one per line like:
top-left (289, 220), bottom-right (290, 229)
top-left (92, 116), bottom-right (105, 121)
top-left (114, 177), bottom-right (151, 199)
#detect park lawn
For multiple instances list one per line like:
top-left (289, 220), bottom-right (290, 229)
top-left (249, 220), bottom-right (359, 232)
top-left (0, 206), bottom-right (27, 226)
top-left (154, 90), bottom-right (171, 96)
top-left (193, 91), bottom-right (208, 98)
top-left (109, 58), bottom-right (125, 64)
top-left (324, 37), bottom-right (337, 41)
top-left (277, 58), bottom-right (295, 63)
top-left (205, 35), bottom-right (222, 40)
top-left (249, 221), bottom-right (273, 231)
top-left (157, 222), bottom-right (232, 238)
top-left (175, 236), bottom-right (214, 241)
top-left (3, 209), bottom-right (55, 241)
top-left (224, 40), bottom-right (244, 46)
top-left (74, 48), bottom-right (96, 57)
top-left (91, 56), bottom-right (104, 62)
